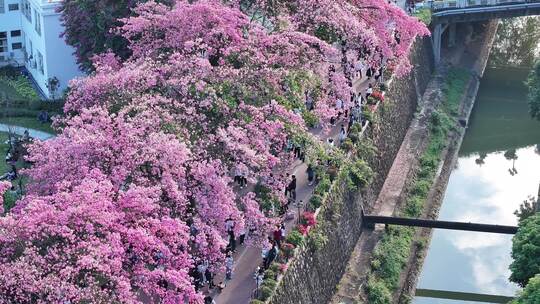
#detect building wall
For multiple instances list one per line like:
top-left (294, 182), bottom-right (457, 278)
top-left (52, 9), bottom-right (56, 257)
top-left (0, 0), bottom-right (25, 65)
top-left (1, 0), bottom-right (81, 99)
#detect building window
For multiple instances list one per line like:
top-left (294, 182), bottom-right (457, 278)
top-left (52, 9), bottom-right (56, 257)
top-left (34, 10), bottom-right (41, 36)
top-left (11, 30), bottom-right (21, 37)
top-left (0, 32), bottom-right (6, 53)
top-left (22, 0), bottom-right (31, 22)
top-left (12, 43), bottom-right (22, 50)
top-left (37, 51), bottom-right (44, 74)
top-left (0, 0), bottom-right (4, 14)
top-left (8, 3), bottom-right (18, 11)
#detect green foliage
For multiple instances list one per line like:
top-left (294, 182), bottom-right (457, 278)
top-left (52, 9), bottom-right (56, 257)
top-left (262, 278), bottom-right (277, 290)
top-left (258, 286), bottom-right (274, 301)
top-left (371, 226), bottom-right (414, 288)
top-left (443, 68), bottom-right (471, 116)
top-left (268, 262), bottom-right (280, 274)
top-left (285, 229), bottom-right (304, 247)
top-left (348, 122), bottom-right (363, 144)
top-left (264, 269), bottom-right (276, 280)
top-left (410, 179), bottom-right (431, 197)
top-left (0, 66), bottom-right (19, 78)
top-left (308, 194), bottom-right (323, 210)
top-left (314, 177), bottom-right (332, 196)
top-left (250, 300), bottom-right (265, 304)
top-left (514, 196), bottom-right (539, 223)
top-left (363, 108), bottom-right (375, 123)
top-left (491, 17), bottom-right (540, 68)
top-left (314, 23), bottom-right (339, 43)
top-left (413, 8), bottom-right (432, 26)
top-left (526, 61), bottom-right (540, 120)
top-left (344, 159), bottom-right (373, 190)
top-left (510, 214), bottom-right (540, 287)
top-left (404, 195), bottom-right (424, 218)
top-left (0, 76), bottom-right (40, 101)
top-left (307, 229), bottom-right (328, 250)
top-left (341, 138), bottom-right (354, 152)
top-left (255, 182), bottom-right (280, 213)
top-left (302, 111), bottom-right (320, 128)
top-left (512, 274), bottom-right (540, 304)
top-left (366, 277), bottom-right (393, 304)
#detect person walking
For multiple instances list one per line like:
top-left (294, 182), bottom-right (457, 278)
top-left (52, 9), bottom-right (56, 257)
top-left (366, 83), bottom-right (373, 99)
top-left (288, 175), bottom-right (297, 201)
top-left (225, 253), bottom-right (234, 281)
top-left (339, 125), bottom-right (347, 145)
top-left (225, 217), bottom-right (236, 252)
top-left (264, 243), bottom-right (279, 269)
top-left (284, 173), bottom-right (291, 197)
top-left (273, 225), bottom-right (282, 247)
top-left (306, 164), bottom-right (315, 186)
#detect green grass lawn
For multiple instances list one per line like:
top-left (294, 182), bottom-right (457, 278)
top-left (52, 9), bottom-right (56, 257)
top-left (0, 132), bottom-right (10, 175)
top-left (0, 117), bottom-right (55, 134)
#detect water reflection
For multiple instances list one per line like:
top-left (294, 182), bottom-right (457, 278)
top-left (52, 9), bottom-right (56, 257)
top-left (414, 146), bottom-right (539, 304)
top-left (414, 56), bottom-right (540, 302)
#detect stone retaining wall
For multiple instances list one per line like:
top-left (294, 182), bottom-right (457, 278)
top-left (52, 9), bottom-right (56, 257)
top-left (267, 36), bottom-right (435, 304)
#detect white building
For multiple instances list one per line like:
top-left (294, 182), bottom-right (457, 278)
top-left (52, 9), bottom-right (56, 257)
top-left (0, 0), bottom-right (82, 99)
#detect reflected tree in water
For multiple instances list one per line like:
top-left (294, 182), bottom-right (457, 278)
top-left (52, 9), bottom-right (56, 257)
top-left (490, 17), bottom-right (540, 68)
top-left (504, 149), bottom-right (518, 175)
top-left (475, 152), bottom-right (487, 166)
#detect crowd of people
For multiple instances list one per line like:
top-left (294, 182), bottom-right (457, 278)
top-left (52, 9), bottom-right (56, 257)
top-left (210, 32), bottom-right (394, 301)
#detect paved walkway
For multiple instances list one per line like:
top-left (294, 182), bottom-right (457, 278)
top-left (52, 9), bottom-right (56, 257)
top-left (0, 123), bottom-right (54, 141)
top-left (215, 70), bottom-right (376, 304)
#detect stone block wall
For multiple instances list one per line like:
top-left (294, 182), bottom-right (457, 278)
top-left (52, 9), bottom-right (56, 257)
top-left (267, 37), bottom-right (435, 304)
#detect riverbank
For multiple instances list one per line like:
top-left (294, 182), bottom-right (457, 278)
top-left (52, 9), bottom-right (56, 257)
top-left (398, 20), bottom-right (499, 303)
top-left (329, 20), bottom-right (499, 304)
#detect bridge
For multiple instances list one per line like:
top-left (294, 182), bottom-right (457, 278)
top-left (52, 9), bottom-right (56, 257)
top-left (363, 215), bottom-right (519, 234)
top-left (425, 0), bottom-right (540, 63)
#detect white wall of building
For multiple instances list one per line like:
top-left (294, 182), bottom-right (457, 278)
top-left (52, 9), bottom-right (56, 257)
top-left (1, 0), bottom-right (82, 99)
top-left (0, 0), bottom-right (25, 65)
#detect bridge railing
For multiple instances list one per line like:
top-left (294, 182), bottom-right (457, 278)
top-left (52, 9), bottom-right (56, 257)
top-left (429, 0), bottom-right (536, 11)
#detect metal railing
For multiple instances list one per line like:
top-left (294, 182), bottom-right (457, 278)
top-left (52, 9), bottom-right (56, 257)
top-left (429, 0), bottom-right (539, 11)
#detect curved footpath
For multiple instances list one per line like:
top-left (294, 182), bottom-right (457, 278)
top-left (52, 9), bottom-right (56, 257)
top-left (0, 123), bottom-right (54, 141)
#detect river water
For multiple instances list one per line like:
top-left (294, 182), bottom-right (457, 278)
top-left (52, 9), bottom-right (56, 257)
top-left (413, 64), bottom-right (540, 302)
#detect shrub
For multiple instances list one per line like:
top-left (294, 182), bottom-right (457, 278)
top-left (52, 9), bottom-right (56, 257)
top-left (346, 159), bottom-right (373, 190)
top-left (308, 229), bottom-right (328, 250)
top-left (264, 269), bottom-right (276, 280)
top-left (268, 262), bottom-right (280, 274)
top-left (281, 243), bottom-right (295, 259)
top-left (262, 278), bottom-right (277, 290)
top-left (285, 229), bottom-right (304, 247)
top-left (404, 195), bottom-right (424, 217)
top-left (413, 8), bottom-right (432, 25)
top-left (0, 66), bottom-right (19, 77)
top-left (366, 277), bottom-right (393, 304)
top-left (348, 123), bottom-right (362, 143)
top-left (258, 286), bottom-right (274, 301)
top-left (341, 138), bottom-right (354, 152)
top-left (250, 300), bottom-right (265, 304)
top-left (309, 194), bottom-right (323, 210)
top-left (301, 212), bottom-right (317, 227)
top-left (314, 178), bottom-right (331, 196)
top-left (410, 179), bottom-right (431, 197)
top-left (302, 110), bottom-right (320, 128)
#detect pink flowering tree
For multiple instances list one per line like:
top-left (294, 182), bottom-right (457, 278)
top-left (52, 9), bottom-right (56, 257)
top-left (0, 0), bottom-right (428, 302)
